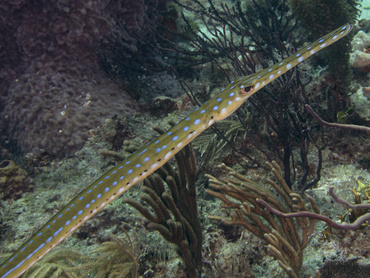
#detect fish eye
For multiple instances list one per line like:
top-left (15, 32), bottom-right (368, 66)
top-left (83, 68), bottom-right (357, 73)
top-left (240, 85), bottom-right (253, 95)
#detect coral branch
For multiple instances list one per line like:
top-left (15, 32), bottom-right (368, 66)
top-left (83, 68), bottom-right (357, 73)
top-left (125, 142), bottom-right (202, 277)
top-left (257, 197), bottom-right (370, 230)
top-left (305, 105), bottom-right (370, 132)
top-left (207, 161), bottom-right (317, 277)
top-left (328, 187), bottom-right (370, 210)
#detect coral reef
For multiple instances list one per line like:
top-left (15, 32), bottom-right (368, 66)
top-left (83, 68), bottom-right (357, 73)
top-left (0, 0), bottom-right (169, 157)
top-left (0, 160), bottom-right (34, 200)
top-left (0, 1), bottom-right (368, 277)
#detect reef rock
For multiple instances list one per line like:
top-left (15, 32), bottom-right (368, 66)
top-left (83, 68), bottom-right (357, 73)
top-left (0, 0), bottom-right (169, 157)
top-left (349, 30), bottom-right (370, 71)
top-left (0, 160), bottom-right (34, 200)
top-left (350, 86), bottom-right (370, 121)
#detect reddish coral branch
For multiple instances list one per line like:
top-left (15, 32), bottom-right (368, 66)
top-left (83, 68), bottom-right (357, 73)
top-left (327, 187), bottom-right (370, 210)
top-left (257, 187), bottom-right (370, 230)
top-left (305, 104), bottom-right (370, 133)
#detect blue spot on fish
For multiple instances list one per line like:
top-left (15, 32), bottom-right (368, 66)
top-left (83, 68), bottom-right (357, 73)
top-left (138, 149), bottom-right (147, 155)
top-left (54, 227), bottom-right (63, 236)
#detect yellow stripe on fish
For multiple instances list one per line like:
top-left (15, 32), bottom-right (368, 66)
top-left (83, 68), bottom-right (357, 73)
top-left (0, 24), bottom-right (352, 278)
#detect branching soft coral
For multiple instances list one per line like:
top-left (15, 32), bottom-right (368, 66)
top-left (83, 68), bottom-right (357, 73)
top-left (207, 161), bottom-right (318, 278)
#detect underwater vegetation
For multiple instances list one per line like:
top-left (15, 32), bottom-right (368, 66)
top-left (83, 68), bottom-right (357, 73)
top-left (164, 0), bottom-right (356, 191)
top-left (193, 118), bottom-right (252, 171)
top-left (289, 0), bottom-right (361, 87)
top-left (22, 233), bottom-right (139, 278)
top-left (207, 161), bottom-right (370, 277)
top-left (125, 128), bottom-right (202, 277)
top-left (288, 0), bottom-right (361, 37)
top-left (207, 161), bottom-right (318, 278)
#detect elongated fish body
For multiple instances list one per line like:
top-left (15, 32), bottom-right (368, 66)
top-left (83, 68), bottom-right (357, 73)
top-left (0, 24), bottom-right (352, 278)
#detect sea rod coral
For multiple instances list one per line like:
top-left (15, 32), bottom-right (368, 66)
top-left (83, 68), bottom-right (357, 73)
top-left (207, 161), bottom-right (318, 278)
